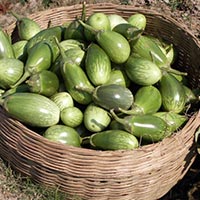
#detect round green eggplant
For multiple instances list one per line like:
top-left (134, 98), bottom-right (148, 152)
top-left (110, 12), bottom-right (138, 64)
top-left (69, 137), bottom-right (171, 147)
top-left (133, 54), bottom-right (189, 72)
top-left (61, 106), bottom-right (83, 128)
top-left (127, 13), bottom-right (147, 30)
top-left (84, 103), bottom-right (111, 132)
top-left (84, 12), bottom-right (111, 41)
top-left (12, 40), bottom-right (27, 61)
top-left (44, 124), bottom-right (81, 147)
top-left (107, 14), bottom-right (128, 30)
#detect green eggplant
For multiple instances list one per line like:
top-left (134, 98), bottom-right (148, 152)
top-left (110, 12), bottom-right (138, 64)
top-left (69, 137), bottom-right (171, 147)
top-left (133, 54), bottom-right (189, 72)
top-left (26, 70), bottom-right (59, 97)
top-left (84, 12), bottom-right (111, 42)
top-left (0, 58), bottom-right (24, 89)
top-left (125, 55), bottom-right (162, 86)
top-left (183, 85), bottom-right (198, 105)
top-left (79, 20), bottom-right (131, 64)
top-left (64, 20), bottom-right (86, 41)
top-left (11, 11), bottom-right (41, 40)
top-left (105, 68), bottom-right (131, 87)
top-left (127, 13), bottom-right (147, 30)
top-left (112, 23), bottom-right (143, 42)
top-left (44, 124), bottom-right (81, 147)
top-left (85, 43), bottom-right (111, 86)
top-left (159, 72), bottom-right (186, 113)
top-left (12, 40), bottom-right (27, 61)
top-left (83, 103), bottom-right (111, 132)
top-left (107, 14), bottom-right (128, 30)
top-left (153, 111), bottom-right (188, 132)
top-left (64, 1), bottom-right (86, 41)
top-left (89, 129), bottom-right (139, 150)
top-left (60, 39), bottom-right (85, 51)
top-left (130, 35), bottom-right (168, 68)
top-left (76, 84), bottom-right (134, 111)
top-left (50, 47), bottom-right (85, 77)
top-left (110, 110), bottom-right (170, 142)
top-left (55, 38), bottom-right (94, 105)
top-left (61, 106), bottom-right (83, 128)
top-left (12, 40), bottom-right (53, 88)
top-left (25, 26), bottom-right (64, 52)
top-left (0, 92), bottom-right (60, 127)
top-left (119, 85), bottom-right (162, 115)
top-left (0, 28), bottom-right (15, 59)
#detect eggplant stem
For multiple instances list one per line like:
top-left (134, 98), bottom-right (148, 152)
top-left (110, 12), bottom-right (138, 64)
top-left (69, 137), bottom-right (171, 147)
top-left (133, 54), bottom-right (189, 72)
top-left (10, 11), bottom-right (21, 20)
top-left (11, 70), bottom-right (31, 88)
top-left (78, 20), bottom-right (98, 35)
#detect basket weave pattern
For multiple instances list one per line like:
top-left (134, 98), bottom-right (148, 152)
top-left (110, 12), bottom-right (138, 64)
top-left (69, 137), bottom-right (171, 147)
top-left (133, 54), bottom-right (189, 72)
top-left (1, 3), bottom-right (200, 200)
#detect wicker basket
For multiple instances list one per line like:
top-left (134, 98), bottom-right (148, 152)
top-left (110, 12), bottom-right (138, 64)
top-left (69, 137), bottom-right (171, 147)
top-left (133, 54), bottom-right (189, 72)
top-left (1, 3), bottom-right (200, 200)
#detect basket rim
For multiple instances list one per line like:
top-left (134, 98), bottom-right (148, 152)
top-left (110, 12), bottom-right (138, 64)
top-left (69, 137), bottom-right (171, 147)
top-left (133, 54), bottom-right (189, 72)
top-left (4, 3), bottom-right (200, 46)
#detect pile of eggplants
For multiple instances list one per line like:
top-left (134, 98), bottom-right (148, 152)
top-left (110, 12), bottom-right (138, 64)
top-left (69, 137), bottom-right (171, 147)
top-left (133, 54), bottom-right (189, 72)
top-left (0, 4), bottom-right (199, 151)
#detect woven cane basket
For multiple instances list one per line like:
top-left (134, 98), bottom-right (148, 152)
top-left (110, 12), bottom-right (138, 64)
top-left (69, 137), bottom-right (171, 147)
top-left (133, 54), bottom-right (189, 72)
top-left (1, 3), bottom-right (200, 200)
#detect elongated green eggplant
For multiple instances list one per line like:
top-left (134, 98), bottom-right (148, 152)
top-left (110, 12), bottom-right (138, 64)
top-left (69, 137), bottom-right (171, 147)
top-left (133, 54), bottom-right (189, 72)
top-left (12, 40), bottom-right (53, 88)
top-left (44, 124), bottom-right (81, 147)
top-left (11, 11), bottom-right (41, 40)
top-left (89, 129), bottom-right (139, 150)
top-left (153, 111), bottom-right (188, 132)
top-left (0, 28), bottom-right (15, 59)
top-left (119, 85), bottom-right (162, 115)
top-left (110, 110), bottom-right (170, 142)
top-left (105, 68), bottom-right (131, 87)
top-left (79, 20), bottom-right (131, 64)
top-left (0, 93), bottom-right (60, 127)
top-left (130, 35), bottom-right (168, 68)
top-left (159, 72), bottom-right (186, 113)
top-left (25, 26), bottom-right (64, 52)
top-left (125, 55), bottom-right (162, 85)
top-left (76, 84), bottom-right (134, 110)
top-left (84, 103), bottom-right (111, 132)
top-left (26, 70), bottom-right (59, 97)
top-left (112, 23), bottom-right (143, 42)
top-left (127, 13), bottom-right (147, 30)
top-left (0, 58), bottom-right (24, 89)
top-left (85, 43), bottom-right (111, 86)
top-left (55, 38), bottom-right (94, 105)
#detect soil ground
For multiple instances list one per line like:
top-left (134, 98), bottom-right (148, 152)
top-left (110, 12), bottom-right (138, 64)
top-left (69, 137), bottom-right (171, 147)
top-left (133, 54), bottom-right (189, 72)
top-left (0, 0), bottom-right (200, 199)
